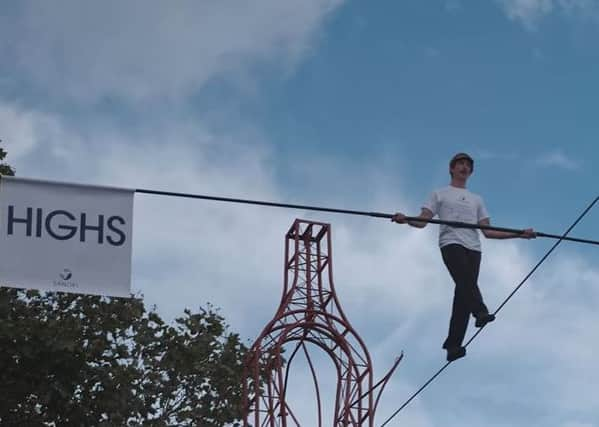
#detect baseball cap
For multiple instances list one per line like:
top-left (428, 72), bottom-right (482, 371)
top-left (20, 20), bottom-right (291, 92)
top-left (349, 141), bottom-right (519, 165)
top-left (449, 152), bottom-right (474, 171)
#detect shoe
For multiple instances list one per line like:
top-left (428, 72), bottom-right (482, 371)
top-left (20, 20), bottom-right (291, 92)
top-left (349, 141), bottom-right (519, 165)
top-left (475, 313), bottom-right (496, 328)
top-left (446, 346), bottom-right (466, 362)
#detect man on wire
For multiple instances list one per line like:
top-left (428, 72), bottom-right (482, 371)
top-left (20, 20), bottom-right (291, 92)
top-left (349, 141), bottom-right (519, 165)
top-left (392, 152), bottom-right (536, 362)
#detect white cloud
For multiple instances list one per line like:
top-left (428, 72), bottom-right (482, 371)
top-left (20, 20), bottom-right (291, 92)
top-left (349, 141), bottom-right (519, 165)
top-left (0, 103), bottom-right (80, 161)
top-left (496, 0), bottom-right (599, 29)
top-left (498, 0), bottom-right (554, 29)
top-left (0, 104), bottom-right (38, 159)
top-left (536, 149), bottom-right (581, 170)
top-left (0, 0), bottom-right (343, 104)
top-left (3, 110), bottom-right (599, 424)
top-left (2, 2), bottom-right (599, 424)
top-left (0, 106), bottom-right (447, 424)
top-left (475, 148), bottom-right (579, 171)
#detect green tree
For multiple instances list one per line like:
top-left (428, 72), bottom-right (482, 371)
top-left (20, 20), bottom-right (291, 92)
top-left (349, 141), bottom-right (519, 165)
top-left (0, 146), bottom-right (249, 426)
top-left (0, 143), bottom-right (15, 176)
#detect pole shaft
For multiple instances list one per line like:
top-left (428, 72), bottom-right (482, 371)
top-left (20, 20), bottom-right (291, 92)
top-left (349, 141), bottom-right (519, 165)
top-left (135, 189), bottom-right (599, 246)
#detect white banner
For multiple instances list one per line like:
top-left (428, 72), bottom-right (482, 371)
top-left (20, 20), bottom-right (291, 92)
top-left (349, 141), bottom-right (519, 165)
top-left (0, 176), bottom-right (134, 297)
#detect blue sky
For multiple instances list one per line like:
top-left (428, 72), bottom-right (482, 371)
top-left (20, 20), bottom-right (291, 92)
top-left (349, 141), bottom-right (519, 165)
top-left (1, 1), bottom-right (598, 426)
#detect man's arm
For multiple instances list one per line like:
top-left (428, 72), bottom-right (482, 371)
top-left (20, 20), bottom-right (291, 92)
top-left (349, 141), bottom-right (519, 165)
top-left (392, 208), bottom-right (433, 229)
top-left (479, 218), bottom-right (536, 239)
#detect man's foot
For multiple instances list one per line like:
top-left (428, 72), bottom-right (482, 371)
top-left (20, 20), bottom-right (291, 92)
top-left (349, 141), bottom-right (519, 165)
top-left (475, 313), bottom-right (496, 328)
top-left (446, 346), bottom-right (466, 362)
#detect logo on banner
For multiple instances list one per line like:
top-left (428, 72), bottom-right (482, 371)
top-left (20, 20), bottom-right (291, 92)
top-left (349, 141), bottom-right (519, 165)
top-left (59, 268), bottom-right (73, 281)
top-left (53, 268), bottom-right (79, 290)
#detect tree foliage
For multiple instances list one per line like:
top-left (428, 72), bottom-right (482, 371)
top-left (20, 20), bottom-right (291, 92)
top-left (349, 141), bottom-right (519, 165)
top-left (0, 144), bottom-right (15, 176)
top-left (0, 146), bottom-right (249, 426)
top-left (0, 291), bottom-right (247, 426)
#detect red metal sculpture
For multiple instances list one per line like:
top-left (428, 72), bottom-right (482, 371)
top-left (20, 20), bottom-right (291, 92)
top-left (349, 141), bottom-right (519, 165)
top-left (243, 219), bottom-right (402, 426)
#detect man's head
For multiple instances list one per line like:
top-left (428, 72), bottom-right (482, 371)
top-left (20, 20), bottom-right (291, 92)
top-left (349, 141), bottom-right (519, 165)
top-left (449, 152), bottom-right (474, 179)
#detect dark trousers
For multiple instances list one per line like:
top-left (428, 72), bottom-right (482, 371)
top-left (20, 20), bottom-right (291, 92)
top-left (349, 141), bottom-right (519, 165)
top-left (441, 244), bottom-right (489, 349)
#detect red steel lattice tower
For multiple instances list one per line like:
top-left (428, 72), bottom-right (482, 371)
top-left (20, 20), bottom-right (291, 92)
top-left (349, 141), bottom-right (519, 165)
top-left (243, 219), bottom-right (401, 427)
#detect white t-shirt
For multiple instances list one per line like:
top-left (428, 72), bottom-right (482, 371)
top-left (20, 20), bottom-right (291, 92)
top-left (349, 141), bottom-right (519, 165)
top-left (423, 186), bottom-right (490, 252)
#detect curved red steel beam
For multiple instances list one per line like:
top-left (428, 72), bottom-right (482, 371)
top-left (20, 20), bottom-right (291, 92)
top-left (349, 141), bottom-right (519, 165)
top-left (243, 220), bottom-right (401, 426)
